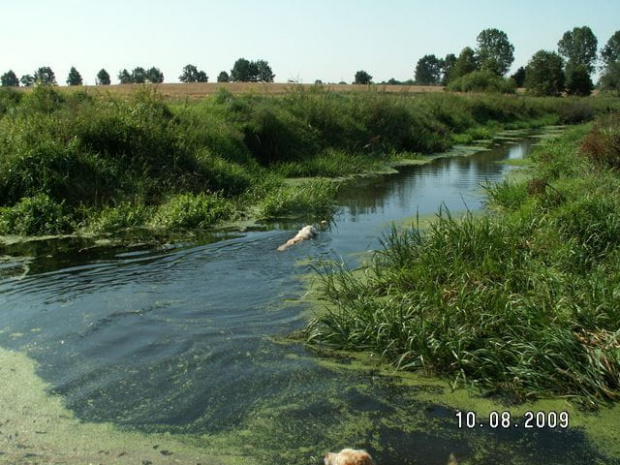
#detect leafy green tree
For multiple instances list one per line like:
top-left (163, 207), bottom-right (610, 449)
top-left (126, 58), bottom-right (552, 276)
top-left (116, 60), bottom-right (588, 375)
top-left (66, 67), bottom-right (83, 86)
top-left (525, 50), bottom-right (565, 96)
top-left (601, 30), bottom-right (620, 67)
top-left (145, 67), bottom-right (164, 83)
top-left (180, 64), bottom-right (208, 83)
top-left (600, 31), bottom-right (620, 94)
top-left (231, 58), bottom-right (253, 82)
top-left (476, 28), bottom-right (515, 76)
top-left (566, 65), bottom-right (593, 96)
top-left (600, 62), bottom-right (620, 94)
top-left (131, 67), bottom-right (147, 84)
top-left (217, 71), bottom-right (230, 83)
top-left (255, 60), bottom-right (275, 82)
top-left (451, 47), bottom-right (480, 81)
top-left (230, 58), bottom-right (273, 82)
top-left (441, 53), bottom-right (457, 85)
top-left (415, 54), bottom-right (442, 85)
top-left (1, 70), bottom-right (19, 87)
top-left (34, 66), bottom-right (57, 85)
top-left (354, 70), bottom-right (372, 85)
top-left (510, 66), bottom-right (526, 87)
top-left (96, 69), bottom-right (111, 85)
top-left (118, 69), bottom-right (132, 84)
top-left (20, 74), bottom-right (34, 87)
top-left (558, 26), bottom-right (598, 74)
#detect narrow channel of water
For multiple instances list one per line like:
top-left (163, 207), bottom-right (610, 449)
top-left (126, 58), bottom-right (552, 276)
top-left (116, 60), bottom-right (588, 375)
top-left (0, 133), bottom-right (613, 464)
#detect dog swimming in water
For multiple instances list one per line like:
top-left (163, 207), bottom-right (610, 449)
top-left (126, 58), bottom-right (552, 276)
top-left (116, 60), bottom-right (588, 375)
top-left (324, 448), bottom-right (373, 465)
top-left (277, 225), bottom-right (318, 251)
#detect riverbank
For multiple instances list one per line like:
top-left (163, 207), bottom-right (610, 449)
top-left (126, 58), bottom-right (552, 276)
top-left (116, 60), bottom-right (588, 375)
top-left (1, 85), bottom-right (618, 240)
top-left (303, 115), bottom-right (620, 407)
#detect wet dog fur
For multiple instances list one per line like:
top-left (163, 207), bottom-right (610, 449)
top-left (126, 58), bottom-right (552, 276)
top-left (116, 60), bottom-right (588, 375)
top-left (277, 225), bottom-right (318, 251)
top-left (324, 449), bottom-right (373, 465)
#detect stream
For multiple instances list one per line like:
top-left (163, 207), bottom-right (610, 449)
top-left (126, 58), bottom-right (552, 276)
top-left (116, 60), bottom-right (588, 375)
top-left (0, 131), bottom-right (615, 465)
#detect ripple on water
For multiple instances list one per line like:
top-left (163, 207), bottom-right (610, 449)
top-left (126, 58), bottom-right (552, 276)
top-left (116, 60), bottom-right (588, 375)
top-left (2, 133), bottom-right (614, 464)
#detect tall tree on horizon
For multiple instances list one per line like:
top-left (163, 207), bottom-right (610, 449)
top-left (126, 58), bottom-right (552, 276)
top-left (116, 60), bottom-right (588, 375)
top-left (180, 64), bottom-right (208, 83)
top-left (415, 54), bottom-right (442, 85)
top-left (600, 30), bottom-right (620, 94)
top-left (145, 67), bottom-right (164, 83)
top-left (34, 66), bottom-right (57, 85)
top-left (450, 47), bottom-right (480, 81)
top-left (354, 70), bottom-right (373, 85)
top-left (66, 67), bottom-right (83, 86)
top-left (476, 28), bottom-right (515, 76)
top-left (118, 69), bottom-right (132, 84)
top-left (558, 26), bottom-right (598, 74)
top-left (441, 53), bottom-right (457, 85)
top-left (20, 74), bottom-right (34, 87)
top-left (525, 50), bottom-right (565, 97)
top-left (1, 70), bottom-right (19, 87)
top-left (255, 60), bottom-right (275, 82)
top-left (601, 30), bottom-right (620, 67)
top-left (96, 69), bottom-right (111, 85)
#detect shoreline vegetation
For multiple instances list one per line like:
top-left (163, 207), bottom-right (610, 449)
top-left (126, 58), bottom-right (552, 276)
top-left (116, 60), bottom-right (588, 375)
top-left (1, 84), bottom-right (619, 240)
top-left (303, 114), bottom-right (620, 407)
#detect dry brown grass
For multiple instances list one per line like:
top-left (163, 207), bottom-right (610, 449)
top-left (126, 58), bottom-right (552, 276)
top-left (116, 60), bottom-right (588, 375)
top-left (17, 82), bottom-right (445, 100)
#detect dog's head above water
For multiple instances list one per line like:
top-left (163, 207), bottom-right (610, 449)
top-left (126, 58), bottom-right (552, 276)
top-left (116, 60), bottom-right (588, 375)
top-left (324, 448), bottom-right (373, 465)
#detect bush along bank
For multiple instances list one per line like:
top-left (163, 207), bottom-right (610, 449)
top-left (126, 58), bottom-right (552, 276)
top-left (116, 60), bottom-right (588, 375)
top-left (0, 84), bottom-right (619, 237)
top-left (304, 115), bottom-right (620, 407)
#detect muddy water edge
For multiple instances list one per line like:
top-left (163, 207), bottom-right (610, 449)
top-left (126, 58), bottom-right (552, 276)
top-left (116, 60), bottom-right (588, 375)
top-left (0, 129), bottom-right (619, 465)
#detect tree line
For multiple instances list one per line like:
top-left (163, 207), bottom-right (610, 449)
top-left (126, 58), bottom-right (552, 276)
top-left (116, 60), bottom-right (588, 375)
top-left (0, 58), bottom-right (275, 87)
top-left (408, 27), bottom-right (620, 96)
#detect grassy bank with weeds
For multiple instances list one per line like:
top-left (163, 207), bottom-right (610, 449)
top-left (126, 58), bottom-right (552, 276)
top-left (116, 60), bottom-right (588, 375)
top-left (0, 84), bottom-right (619, 237)
top-left (304, 115), bottom-right (620, 406)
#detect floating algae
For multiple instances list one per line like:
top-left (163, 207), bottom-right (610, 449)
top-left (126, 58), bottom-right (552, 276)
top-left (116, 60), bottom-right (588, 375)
top-left (0, 347), bottom-right (248, 465)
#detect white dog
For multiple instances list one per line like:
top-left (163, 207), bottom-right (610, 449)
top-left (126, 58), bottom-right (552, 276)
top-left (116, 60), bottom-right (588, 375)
top-left (277, 225), bottom-right (318, 251)
top-left (324, 448), bottom-right (373, 465)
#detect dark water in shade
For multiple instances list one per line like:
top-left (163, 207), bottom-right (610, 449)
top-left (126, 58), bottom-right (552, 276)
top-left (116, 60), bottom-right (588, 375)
top-left (0, 135), bottom-right (614, 465)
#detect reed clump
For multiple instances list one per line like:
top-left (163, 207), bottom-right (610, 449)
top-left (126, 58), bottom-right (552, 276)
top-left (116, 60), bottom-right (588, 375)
top-left (305, 120), bottom-right (620, 405)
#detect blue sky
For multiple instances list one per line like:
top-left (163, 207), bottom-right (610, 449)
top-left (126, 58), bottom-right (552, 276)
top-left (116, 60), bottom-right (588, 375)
top-left (2, 0), bottom-right (619, 85)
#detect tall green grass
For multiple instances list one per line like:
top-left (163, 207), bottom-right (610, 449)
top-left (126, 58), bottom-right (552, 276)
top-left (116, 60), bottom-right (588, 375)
top-left (0, 85), bottom-right (619, 236)
top-left (305, 121), bottom-right (620, 406)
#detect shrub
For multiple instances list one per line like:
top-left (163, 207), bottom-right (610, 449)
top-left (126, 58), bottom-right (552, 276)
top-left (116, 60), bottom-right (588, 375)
top-left (557, 100), bottom-right (595, 124)
top-left (152, 193), bottom-right (234, 229)
top-left (447, 71), bottom-right (516, 94)
top-left (580, 114), bottom-right (620, 169)
top-left (243, 102), bottom-right (322, 165)
top-left (89, 203), bottom-right (155, 233)
top-left (20, 85), bottom-right (65, 114)
top-left (0, 88), bottom-right (22, 117)
top-left (259, 179), bottom-right (339, 221)
top-left (484, 179), bottom-right (529, 210)
top-left (0, 194), bottom-right (72, 235)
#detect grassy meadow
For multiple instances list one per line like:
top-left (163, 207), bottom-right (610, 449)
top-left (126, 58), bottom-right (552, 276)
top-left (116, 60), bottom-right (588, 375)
top-left (304, 115), bottom-right (620, 406)
top-left (0, 84), bottom-right (619, 238)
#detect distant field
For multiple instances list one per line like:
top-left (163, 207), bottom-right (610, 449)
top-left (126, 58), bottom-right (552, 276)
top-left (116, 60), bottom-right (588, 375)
top-left (16, 82), bottom-right (446, 99)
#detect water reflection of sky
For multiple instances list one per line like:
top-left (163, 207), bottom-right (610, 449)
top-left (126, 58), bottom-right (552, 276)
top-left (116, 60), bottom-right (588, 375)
top-left (330, 138), bottom-right (537, 258)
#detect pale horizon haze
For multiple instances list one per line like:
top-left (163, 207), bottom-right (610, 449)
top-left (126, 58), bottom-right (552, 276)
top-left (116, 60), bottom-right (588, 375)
top-left (1, 0), bottom-right (619, 85)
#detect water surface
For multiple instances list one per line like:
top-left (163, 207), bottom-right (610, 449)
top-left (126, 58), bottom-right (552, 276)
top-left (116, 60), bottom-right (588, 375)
top-left (1, 134), bottom-right (614, 465)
